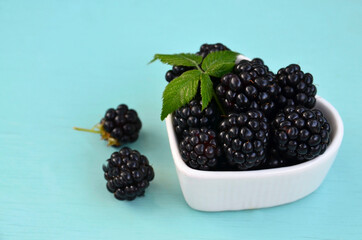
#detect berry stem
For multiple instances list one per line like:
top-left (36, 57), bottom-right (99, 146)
top-left (212, 90), bottom-right (226, 115)
top-left (73, 127), bottom-right (101, 134)
top-left (107, 137), bottom-right (119, 147)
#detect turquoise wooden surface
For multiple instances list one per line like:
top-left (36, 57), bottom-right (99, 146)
top-left (0, 0), bottom-right (361, 239)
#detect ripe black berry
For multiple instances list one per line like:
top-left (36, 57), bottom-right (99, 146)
top-left (173, 99), bottom-right (219, 137)
top-left (179, 127), bottom-right (222, 170)
top-left (101, 104), bottom-right (142, 145)
top-left (276, 64), bottom-right (317, 110)
top-left (271, 106), bottom-right (331, 162)
top-left (216, 58), bottom-right (280, 117)
top-left (74, 104), bottom-right (142, 146)
top-left (165, 65), bottom-right (194, 82)
top-left (260, 148), bottom-right (297, 169)
top-left (103, 147), bottom-right (154, 201)
top-left (219, 110), bottom-right (269, 170)
top-left (197, 43), bottom-right (230, 58)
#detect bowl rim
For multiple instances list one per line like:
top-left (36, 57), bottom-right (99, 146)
top-left (166, 96), bottom-right (344, 179)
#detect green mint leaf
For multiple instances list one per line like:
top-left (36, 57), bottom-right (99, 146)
top-left (150, 53), bottom-right (202, 67)
top-left (202, 51), bottom-right (239, 77)
top-left (200, 74), bottom-right (213, 110)
top-left (161, 70), bottom-right (201, 120)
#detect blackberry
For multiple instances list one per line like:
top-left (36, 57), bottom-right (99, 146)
top-left (173, 99), bottom-right (219, 137)
top-left (276, 64), bottom-right (317, 110)
top-left (101, 104), bottom-right (142, 145)
top-left (271, 106), bottom-right (331, 162)
top-left (165, 65), bottom-right (194, 82)
top-left (103, 147), bottom-right (154, 201)
top-left (216, 58), bottom-right (280, 117)
top-left (197, 43), bottom-right (230, 58)
top-left (179, 127), bottom-right (222, 170)
top-left (261, 148), bottom-right (293, 169)
top-left (219, 110), bottom-right (269, 170)
top-left (74, 104), bottom-right (142, 146)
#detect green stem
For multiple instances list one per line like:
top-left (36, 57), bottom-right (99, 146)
top-left (195, 64), bottom-right (204, 73)
top-left (73, 127), bottom-right (101, 134)
top-left (212, 90), bottom-right (225, 115)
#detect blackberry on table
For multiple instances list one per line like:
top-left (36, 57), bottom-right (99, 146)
top-left (271, 105), bottom-right (331, 163)
top-left (216, 58), bottom-right (280, 117)
top-left (102, 104), bottom-right (142, 144)
top-left (103, 147), bottom-right (154, 201)
top-left (179, 127), bottom-right (222, 170)
top-left (74, 104), bottom-right (142, 147)
top-left (276, 64), bottom-right (317, 110)
top-left (219, 110), bottom-right (269, 170)
top-left (173, 99), bottom-right (219, 138)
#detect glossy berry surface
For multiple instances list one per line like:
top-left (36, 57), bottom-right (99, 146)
top-left (276, 64), bottom-right (317, 110)
top-left (179, 127), bottom-right (222, 170)
top-left (216, 58), bottom-right (280, 117)
top-left (102, 104), bottom-right (142, 145)
top-left (271, 106), bottom-right (331, 162)
top-left (173, 99), bottom-right (219, 137)
top-left (103, 147), bottom-right (154, 201)
top-left (219, 110), bottom-right (269, 170)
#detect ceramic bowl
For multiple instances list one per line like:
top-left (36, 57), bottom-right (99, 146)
top-left (165, 97), bottom-right (343, 211)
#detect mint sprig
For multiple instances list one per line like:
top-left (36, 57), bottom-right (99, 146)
top-left (151, 51), bottom-right (239, 120)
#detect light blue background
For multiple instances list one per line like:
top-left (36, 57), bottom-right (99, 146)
top-left (0, 0), bottom-right (361, 239)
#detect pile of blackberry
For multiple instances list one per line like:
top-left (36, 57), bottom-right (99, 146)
top-left (172, 43), bottom-right (330, 171)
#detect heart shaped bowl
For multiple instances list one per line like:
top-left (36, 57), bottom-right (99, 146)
top-left (166, 96), bottom-right (343, 211)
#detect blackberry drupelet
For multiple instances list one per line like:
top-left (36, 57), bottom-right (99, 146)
top-left (271, 106), bottom-right (331, 162)
top-left (197, 43), bottom-right (230, 58)
top-left (103, 147), bottom-right (154, 201)
top-left (275, 64), bottom-right (317, 110)
top-left (216, 58), bottom-right (280, 117)
top-left (179, 127), bottom-right (222, 170)
top-left (219, 110), bottom-right (269, 170)
top-left (173, 99), bottom-right (219, 137)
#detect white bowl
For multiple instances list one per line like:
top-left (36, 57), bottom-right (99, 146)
top-left (165, 97), bottom-right (343, 211)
